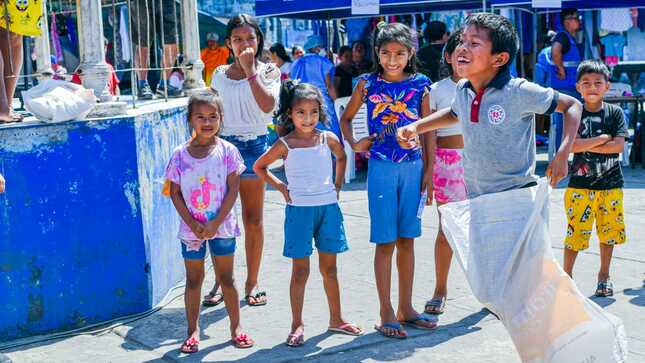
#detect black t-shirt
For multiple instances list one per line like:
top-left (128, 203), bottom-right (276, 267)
top-left (553, 31), bottom-right (585, 58)
top-left (417, 43), bottom-right (445, 82)
top-left (335, 64), bottom-right (358, 98)
top-left (569, 103), bottom-right (629, 190)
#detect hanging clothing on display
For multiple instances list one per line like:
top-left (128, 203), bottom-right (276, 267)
top-left (50, 13), bottom-right (64, 63)
top-left (624, 27), bottom-right (645, 61)
top-left (601, 9), bottom-right (632, 33)
top-left (119, 6), bottom-right (131, 63)
top-left (600, 33), bottom-right (626, 66)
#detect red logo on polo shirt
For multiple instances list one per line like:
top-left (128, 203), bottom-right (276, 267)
top-left (487, 105), bottom-right (506, 125)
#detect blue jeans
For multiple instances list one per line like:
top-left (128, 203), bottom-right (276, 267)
top-left (220, 135), bottom-right (268, 178)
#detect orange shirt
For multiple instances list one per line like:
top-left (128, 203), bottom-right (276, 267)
top-left (201, 46), bottom-right (230, 85)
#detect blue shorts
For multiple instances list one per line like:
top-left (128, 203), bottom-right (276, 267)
top-left (367, 158), bottom-right (423, 244)
top-left (284, 203), bottom-right (348, 258)
top-left (181, 238), bottom-right (236, 260)
top-left (221, 135), bottom-right (268, 179)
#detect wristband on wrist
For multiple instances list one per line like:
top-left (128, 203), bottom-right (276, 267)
top-left (247, 73), bottom-right (258, 81)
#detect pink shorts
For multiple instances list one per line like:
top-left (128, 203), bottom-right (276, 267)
top-left (433, 148), bottom-right (467, 204)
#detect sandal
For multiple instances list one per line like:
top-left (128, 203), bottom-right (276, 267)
top-left (286, 328), bottom-right (305, 347)
top-left (425, 297), bottom-right (447, 315)
top-left (180, 336), bottom-right (199, 354)
top-left (400, 315), bottom-right (438, 331)
top-left (374, 322), bottom-right (408, 339)
top-left (231, 332), bottom-right (254, 349)
top-left (0, 113), bottom-right (22, 124)
top-left (245, 290), bottom-right (267, 306)
top-left (328, 322), bottom-right (364, 336)
top-left (595, 280), bottom-right (614, 297)
top-left (202, 291), bottom-right (224, 307)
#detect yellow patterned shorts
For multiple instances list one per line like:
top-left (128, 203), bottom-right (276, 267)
top-left (564, 187), bottom-right (626, 252)
top-left (0, 0), bottom-right (43, 37)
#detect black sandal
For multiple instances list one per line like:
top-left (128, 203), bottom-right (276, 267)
top-left (595, 280), bottom-right (614, 297)
top-left (245, 290), bottom-right (267, 306)
top-left (202, 290), bottom-right (224, 307)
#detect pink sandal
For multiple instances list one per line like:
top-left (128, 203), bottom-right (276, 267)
top-left (232, 332), bottom-right (254, 349)
top-left (180, 336), bottom-right (199, 354)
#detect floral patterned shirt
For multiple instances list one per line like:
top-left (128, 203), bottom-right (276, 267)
top-left (165, 139), bottom-right (245, 241)
top-left (359, 73), bottom-right (431, 163)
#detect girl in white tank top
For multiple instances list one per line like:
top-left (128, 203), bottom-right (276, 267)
top-left (254, 82), bottom-right (364, 346)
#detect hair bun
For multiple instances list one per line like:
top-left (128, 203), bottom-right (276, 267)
top-left (376, 21), bottom-right (387, 31)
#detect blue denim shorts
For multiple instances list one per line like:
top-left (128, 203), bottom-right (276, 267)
top-left (181, 238), bottom-right (236, 259)
top-left (221, 135), bottom-right (268, 178)
top-left (284, 203), bottom-right (348, 259)
top-left (367, 158), bottom-right (423, 244)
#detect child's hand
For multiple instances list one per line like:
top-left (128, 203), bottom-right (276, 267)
top-left (189, 220), bottom-right (207, 240)
top-left (203, 221), bottom-right (221, 240)
top-left (277, 182), bottom-right (292, 203)
top-left (556, 66), bottom-right (566, 80)
top-left (546, 152), bottom-right (569, 187)
top-left (352, 134), bottom-right (376, 152)
top-left (239, 48), bottom-right (257, 77)
top-left (397, 125), bottom-right (419, 149)
top-left (422, 172), bottom-right (434, 206)
top-left (0, 174), bottom-right (4, 193)
top-left (597, 134), bottom-right (612, 143)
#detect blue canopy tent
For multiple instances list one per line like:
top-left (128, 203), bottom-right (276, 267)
top-left (256, 0), bottom-right (485, 19)
top-left (490, 0), bottom-right (643, 11)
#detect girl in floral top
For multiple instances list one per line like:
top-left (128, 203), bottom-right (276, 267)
top-left (340, 22), bottom-right (436, 339)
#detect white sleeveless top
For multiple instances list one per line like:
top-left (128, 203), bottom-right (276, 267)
top-left (280, 132), bottom-right (337, 207)
top-left (430, 78), bottom-right (462, 137)
top-left (210, 62), bottom-right (281, 138)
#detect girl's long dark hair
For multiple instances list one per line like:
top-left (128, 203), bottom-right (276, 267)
top-left (225, 14), bottom-right (264, 59)
top-left (269, 43), bottom-right (292, 63)
top-left (275, 81), bottom-right (328, 133)
top-left (372, 22), bottom-right (418, 75)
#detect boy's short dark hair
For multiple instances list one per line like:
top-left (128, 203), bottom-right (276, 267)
top-left (576, 60), bottom-right (610, 82)
top-left (464, 13), bottom-right (519, 72)
top-left (561, 8), bottom-right (578, 20)
top-left (424, 21), bottom-right (447, 43)
top-left (339, 45), bottom-right (352, 55)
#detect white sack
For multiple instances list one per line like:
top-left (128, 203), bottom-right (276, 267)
top-left (23, 80), bottom-right (96, 122)
top-left (439, 178), bottom-right (627, 363)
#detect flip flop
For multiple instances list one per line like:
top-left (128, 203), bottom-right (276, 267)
top-left (245, 290), bottom-right (267, 306)
top-left (180, 336), bottom-right (199, 354)
top-left (595, 280), bottom-right (614, 297)
top-left (0, 114), bottom-right (22, 124)
top-left (400, 315), bottom-right (438, 331)
top-left (374, 322), bottom-right (408, 339)
top-left (231, 332), bottom-right (254, 349)
top-left (328, 322), bottom-right (364, 336)
top-left (286, 329), bottom-right (305, 347)
top-left (425, 297), bottom-right (447, 315)
top-left (202, 291), bottom-right (224, 307)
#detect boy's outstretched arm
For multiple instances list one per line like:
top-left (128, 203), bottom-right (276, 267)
top-left (397, 108), bottom-right (458, 148)
top-left (546, 93), bottom-right (582, 187)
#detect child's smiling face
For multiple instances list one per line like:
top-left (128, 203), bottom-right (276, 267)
top-left (455, 25), bottom-right (507, 79)
top-left (377, 41), bottom-right (412, 79)
top-left (576, 73), bottom-right (610, 104)
top-left (291, 99), bottom-right (320, 133)
top-left (190, 102), bottom-right (221, 139)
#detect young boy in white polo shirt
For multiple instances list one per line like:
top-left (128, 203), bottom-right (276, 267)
top-left (398, 13), bottom-right (582, 194)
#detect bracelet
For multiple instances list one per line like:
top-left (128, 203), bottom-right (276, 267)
top-left (247, 73), bottom-right (258, 81)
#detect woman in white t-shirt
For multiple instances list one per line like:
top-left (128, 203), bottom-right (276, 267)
top-left (269, 43), bottom-right (292, 80)
top-left (424, 30), bottom-right (467, 317)
top-left (209, 14), bottom-right (281, 307)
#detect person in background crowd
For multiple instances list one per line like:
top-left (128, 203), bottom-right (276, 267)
top-left (201, 33), bottom-right (230, 86)
top-left (334, 46), bottom-right (357, 98)
top-left (50, 55), bottom-right (68, 81)
top-left (72, 39), bottom-right (120, 96)
top-left (418, 21), bottom-right (449, 82)
top-left (550, 8), bottom-right (583, 152)
top-left (209, 14), bottom-right (281, 307)
top-left (0, 0), bottom-right (42, 123)
top-left (534, 30), bottom-right (557, 87)
top-left (292, 46), bottom-right (305, 60)
top-left (289, 35), bottom-right (342, 139)
top-left (269, 43), bottom-right (292, 80)
top-left (352, 40), bottom-right (373, 75)
top-left (131, 0), bottom-right (182, 99)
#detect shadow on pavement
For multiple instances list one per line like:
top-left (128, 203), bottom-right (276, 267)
top-left (623, 277), bottom-right (645, 307)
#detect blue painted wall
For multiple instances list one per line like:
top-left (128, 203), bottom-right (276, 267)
top-left (0, 105), bottom-right (188, 341)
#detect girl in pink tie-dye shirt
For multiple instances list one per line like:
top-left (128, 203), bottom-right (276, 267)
top-left (165, 92), bottom-right (254, 352)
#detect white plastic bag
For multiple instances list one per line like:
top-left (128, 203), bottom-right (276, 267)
top-left (439, 178), bottom-right (627, 363)
top-left (23, 79), bottom-right (96, 122)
